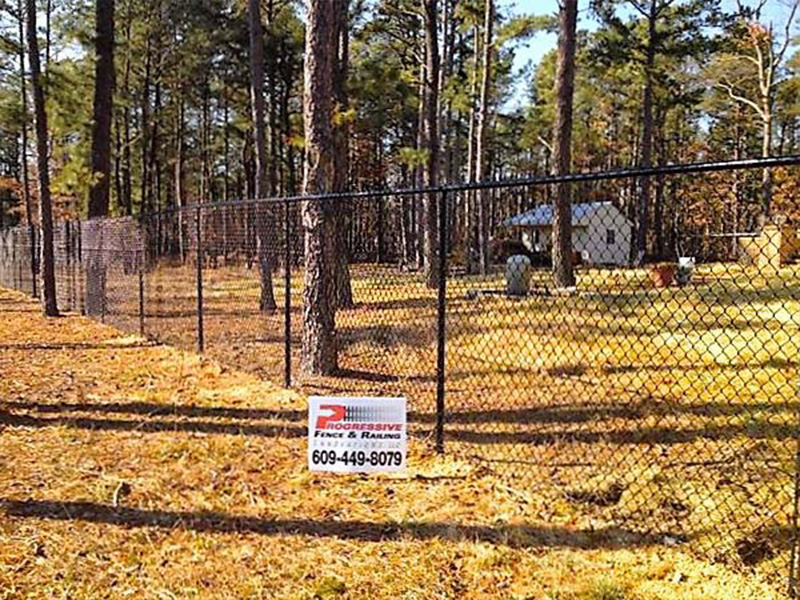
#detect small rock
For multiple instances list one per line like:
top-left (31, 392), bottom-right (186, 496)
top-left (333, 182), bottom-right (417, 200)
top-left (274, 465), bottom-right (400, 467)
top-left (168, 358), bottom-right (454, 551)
top-left (664, 535), bottom-right (680, 546)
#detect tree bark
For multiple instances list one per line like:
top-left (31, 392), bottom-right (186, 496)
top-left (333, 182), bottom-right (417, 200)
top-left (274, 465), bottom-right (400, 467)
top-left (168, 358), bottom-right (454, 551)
top-left (333, 0), bottom-right (354, 308)
top-left (174, 99), bottom-right (185, 260)
top-left (422, 0), bottom-right (440, 289)
top-left (84, 0), bottom-right (115, 318)
top-left (248, 0), bottom-right (277, 312)
top-left (464, 24), bottom-right (479, 274)
top-left (475, 0), bottom-right (493, 276)
top-left (266, 0), bottom-right (279, 197)
top-left (552, 0), bottom-right (577, 289)
top-left (88, 0), bottom-right (115, 218)
top-left (761, 101), bottom-right (773, 216)
top-left (302, 0), bottom-right (338, 375)
top-left (26, 0), bottom-right (58, 316)
top-left (17, 0), bottom-right (36, 298)
top-left (635, 0), bottom-right (657, 264)
top-left (279, 45), bottom-right (298, 196)
top-left (141, 32), bottom-right (151, 214)
top-left (122, 0), bottom-right (132, 215)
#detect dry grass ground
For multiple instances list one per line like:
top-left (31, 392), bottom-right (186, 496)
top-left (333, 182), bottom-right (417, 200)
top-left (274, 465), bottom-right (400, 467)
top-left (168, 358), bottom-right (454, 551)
top-left (124, 261), bottom-right (799, 579)
top-left (0, 286), bottom-right (790, 599)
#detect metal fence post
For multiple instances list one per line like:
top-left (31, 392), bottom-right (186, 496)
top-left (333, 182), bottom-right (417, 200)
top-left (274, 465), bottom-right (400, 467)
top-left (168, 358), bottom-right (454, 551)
top-left (284, 198), bottom-right (292, 388)
top-left (77, 220), bottom-right (84, 315)
top-left (435, 189), bottom-right (448, 454)
top-left (29, 225), bottom-right (37, 298)
top-left (195, 207), bottom-right (205, 353)
top-left (64, 221), bottom-right (71, 310)
top-left (138, 225), bottom-right (145, 337)
top-left (789, 392), bottom-right (800, 597)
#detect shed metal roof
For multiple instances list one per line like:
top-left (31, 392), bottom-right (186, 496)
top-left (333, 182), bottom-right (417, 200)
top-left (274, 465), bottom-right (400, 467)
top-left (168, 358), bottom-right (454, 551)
top-left (504, 202), bottom-right (613, 228)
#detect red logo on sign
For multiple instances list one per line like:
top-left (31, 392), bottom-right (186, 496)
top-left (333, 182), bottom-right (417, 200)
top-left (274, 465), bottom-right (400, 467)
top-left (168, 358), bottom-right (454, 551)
top-left (316, 405), bottom-right (346, 429)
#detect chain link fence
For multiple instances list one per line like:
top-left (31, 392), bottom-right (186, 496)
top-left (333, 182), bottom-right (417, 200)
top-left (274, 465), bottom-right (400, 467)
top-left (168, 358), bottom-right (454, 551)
top-left (2, 159), bottom-right (800, 595)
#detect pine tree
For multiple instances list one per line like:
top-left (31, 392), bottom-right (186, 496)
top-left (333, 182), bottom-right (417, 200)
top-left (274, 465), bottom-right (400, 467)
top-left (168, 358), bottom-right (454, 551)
top-left (302, 0), bottom-right (338, 375)
top-left (26, 0), bottom-right (58, 317)
top-left (552, 0), bottom-right (578, 288)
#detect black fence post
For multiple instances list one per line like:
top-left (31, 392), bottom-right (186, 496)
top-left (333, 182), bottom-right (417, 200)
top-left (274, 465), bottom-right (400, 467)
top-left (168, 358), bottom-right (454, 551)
top-left (72, 221), bottom-right (78, 311)
top-left (284, 198), bottom-right (292, 388)
top-left (789, 393), bottom-right (800, 598)
top-left (29, 225), bottom-right (37, 299)
top-left (64, 221), bottom-right (71, 310)
top-left (435, 189), bottom-right (448, 454)
top-left (138, 226), bottom-right (145, 337)
top-left (195, 206), bottom-right (205, 353)
top-left (77, 220), bottom-right (84, 315)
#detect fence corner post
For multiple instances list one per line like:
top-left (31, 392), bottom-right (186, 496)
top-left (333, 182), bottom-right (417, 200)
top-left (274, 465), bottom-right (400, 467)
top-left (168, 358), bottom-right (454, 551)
top-left (195, 206), bottom-right (205, 353)
top-left (284, 197), bottom-right (292, 388)
top-left (435, 188), bottom-right (448, 455)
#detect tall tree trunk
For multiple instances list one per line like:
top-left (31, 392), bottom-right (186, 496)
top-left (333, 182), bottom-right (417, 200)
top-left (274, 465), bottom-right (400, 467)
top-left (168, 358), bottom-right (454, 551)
top-left (761, 100), bottom-right (773, 217)
top-left (302, 0), bottom-right (338, 375)
top-left (141, 33), bottom-right (151, 214)
top-left (223, 90), bottom-right (230, 261)
top-left (334, 0), bottom-right (354, 308)
top-left (175, 99), bottom-right (185, 260)
top-left (85, 0), bottom-right (115, 317)
top-left (635, 0), bottom-right (657, 264)
top-left (122, 1), bottom-right (132, 215)
top-left (464, 24), bottom-right (479, 273)
top-left (200, 80), bottom-right (211, 203)
top-left (552, 0), bottom-right (577, 289)
top-left (248, 0), bottom-right (277, 311)
top-left (26, 0), bottom-right (58, 317)
top-left (266, 0), bottom-right (279, 196)
top-left (151, 77), bottom-right (162, 208)
top-left (732, 112), bottom-right (742, 257)
top-left (280, 48), bottom-right (298, 195)
top-left (653, 106), bottom-right (665, 259)
top-left (281, 48), bottom-right (297, 196)
top-left (45, 0), bottom-right (51, 74)
top-left (475, 0), bottom-right (493, 276)
top-left (439, 0), bottom-right (454, 182)
top-left (88, 0), bottom-right (115, 218)
top-left (422, 0), bottom-right (440, 289)
top-left (223, 91), bottom-right (230, 203)
top-left (17, 0), bottom-right (36, 298)
top-left (114, 112), bottom-right (122, 211)
top-left (415, 61), bottom-right (425, 270)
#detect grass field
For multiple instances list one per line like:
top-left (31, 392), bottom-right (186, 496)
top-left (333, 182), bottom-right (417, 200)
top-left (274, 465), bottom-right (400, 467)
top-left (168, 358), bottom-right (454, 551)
top-left (67, 257), bottom-right (799, 588)
top-left (0, 286), bottom-right (790, 599)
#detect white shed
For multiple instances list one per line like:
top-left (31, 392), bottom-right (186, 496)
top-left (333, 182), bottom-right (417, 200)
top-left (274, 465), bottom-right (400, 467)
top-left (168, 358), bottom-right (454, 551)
top-left (504, 202), bottom-right (632, 266)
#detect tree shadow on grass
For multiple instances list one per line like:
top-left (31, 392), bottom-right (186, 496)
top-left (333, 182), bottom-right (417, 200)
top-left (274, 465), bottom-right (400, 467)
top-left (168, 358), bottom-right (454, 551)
top-left (3, 398), bottom-right (796, 438)
top-left (0, 410), bottom-right (305, 438)
top-left (0, 497), bottom-right (671, 550)
top-left (0, 341), bottom-right (158, 351)
top-left (1, 400), bottom-right (305, 422)
top-left (0, 406), bottom-right (794, 446)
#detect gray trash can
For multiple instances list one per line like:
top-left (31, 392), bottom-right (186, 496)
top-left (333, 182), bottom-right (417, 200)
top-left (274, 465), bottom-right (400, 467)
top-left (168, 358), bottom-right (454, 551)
top-left (506, 255), bottom-right (532, 297)
top-left (676, 257), bottom-right (695, 286)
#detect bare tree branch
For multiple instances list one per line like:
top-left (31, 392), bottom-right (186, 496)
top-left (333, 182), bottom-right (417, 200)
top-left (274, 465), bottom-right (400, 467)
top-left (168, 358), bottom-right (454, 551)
top-left (716, 81), bottom-right (765, 117)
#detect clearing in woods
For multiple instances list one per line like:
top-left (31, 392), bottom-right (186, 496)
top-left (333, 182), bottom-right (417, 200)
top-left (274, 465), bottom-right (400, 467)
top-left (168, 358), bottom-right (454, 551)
top-left (0, 285), bottom-right (789, 599)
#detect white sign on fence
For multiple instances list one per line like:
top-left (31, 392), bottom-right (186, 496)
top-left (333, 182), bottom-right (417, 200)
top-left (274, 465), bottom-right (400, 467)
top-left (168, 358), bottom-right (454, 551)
top-left (308, 396), bottom-right (407, 473)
